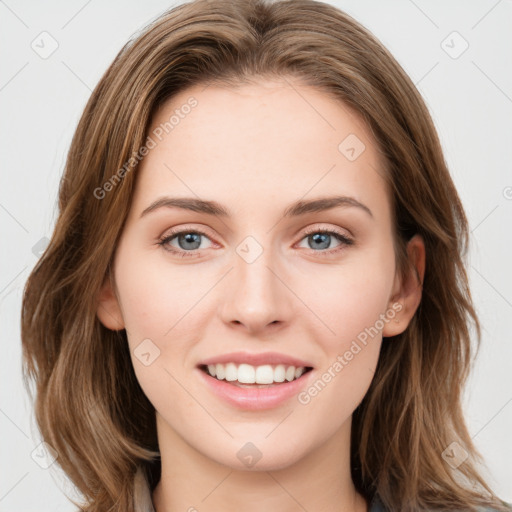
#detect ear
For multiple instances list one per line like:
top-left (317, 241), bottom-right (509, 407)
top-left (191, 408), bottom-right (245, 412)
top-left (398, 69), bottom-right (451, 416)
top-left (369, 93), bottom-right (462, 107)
top-left (382, 234), bottom-right (425, 337)
top-left (96, 274), bottom-right (125, 331)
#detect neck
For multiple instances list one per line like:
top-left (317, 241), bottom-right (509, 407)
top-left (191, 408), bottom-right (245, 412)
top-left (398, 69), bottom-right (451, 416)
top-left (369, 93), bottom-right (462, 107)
top-left (152, 414), bottom-right (368, 512)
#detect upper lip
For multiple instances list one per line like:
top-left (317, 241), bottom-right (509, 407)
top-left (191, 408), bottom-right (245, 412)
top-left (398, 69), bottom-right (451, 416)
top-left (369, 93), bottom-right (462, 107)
top-left (198, 351), bottom-right (314, 368)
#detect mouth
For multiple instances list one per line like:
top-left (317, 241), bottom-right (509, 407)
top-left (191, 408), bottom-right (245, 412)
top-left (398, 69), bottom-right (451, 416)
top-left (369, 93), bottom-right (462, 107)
top-left (198, 363), bottom-right (314, 388)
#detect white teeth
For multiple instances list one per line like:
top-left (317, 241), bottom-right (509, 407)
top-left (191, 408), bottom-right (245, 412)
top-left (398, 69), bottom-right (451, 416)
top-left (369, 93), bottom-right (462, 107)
top-left (274, 364), bottom-right (286, 382)
top-left (238, 363), bottom-right (255, 383)
top-left (295, 367), bottom-right (305, 379)
top-left (204, 362), bottom-right (309, 384)
top-left (215, 363), bottom-right (225, 380)
top-left (225, 362), bottom-right (238, 381)
top-left (255, 365), bottom-right (274, 384)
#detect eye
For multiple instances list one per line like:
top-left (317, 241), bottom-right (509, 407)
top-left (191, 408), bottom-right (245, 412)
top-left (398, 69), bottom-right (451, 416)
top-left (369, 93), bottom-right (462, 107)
top-left (296, 227), bottom-right (354, 255)
top-left (158, 228), bottom-right (214, 258)
top-left (158, 226), bottom-right (354, 258)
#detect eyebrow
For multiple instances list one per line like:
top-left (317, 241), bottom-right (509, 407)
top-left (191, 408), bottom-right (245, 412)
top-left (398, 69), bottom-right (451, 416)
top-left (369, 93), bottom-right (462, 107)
top-left (140, 195), bottom-right (373, 219)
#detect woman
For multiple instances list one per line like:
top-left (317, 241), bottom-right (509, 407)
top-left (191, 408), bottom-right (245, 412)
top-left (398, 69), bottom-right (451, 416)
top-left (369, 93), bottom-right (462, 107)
top-left (21, 0), bottom-right (511, 511)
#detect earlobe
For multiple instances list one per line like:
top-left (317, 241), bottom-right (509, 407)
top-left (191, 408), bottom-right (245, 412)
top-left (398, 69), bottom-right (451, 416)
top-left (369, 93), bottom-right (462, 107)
top-left (383, 234), bottom-right (425, 337)
top-left (96, 274), bottom-right (125, 331)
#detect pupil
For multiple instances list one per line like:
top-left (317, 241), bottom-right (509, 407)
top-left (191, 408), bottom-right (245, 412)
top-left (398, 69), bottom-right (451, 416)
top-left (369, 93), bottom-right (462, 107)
top-left (180, 233), bottom-right (201, 250)
top-left (311, 233), bottom-right (329, 250)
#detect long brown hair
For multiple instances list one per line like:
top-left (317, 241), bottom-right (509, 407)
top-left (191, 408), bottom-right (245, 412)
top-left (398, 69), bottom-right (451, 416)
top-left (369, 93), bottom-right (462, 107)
top-left (21, 1), bottom-right (509, 510)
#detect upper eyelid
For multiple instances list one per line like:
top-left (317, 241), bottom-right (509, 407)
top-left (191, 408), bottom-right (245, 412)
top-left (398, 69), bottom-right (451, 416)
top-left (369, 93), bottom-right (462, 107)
top-left (161, 223), bottom-right (351, 239)
top-left (301, 225), bottom-right (352, 237)
top-left (160, 224), bottom-right (216, 239)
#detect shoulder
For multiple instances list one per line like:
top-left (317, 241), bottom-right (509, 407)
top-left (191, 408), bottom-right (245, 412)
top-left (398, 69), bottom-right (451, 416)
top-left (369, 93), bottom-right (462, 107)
top-left (368, 496), bottom-right (385, 512)
top-left (473, 507), bottom-right (512, 512)
top-left (133, 466), bottom-right (156, 511)
top-left (369, 495), bottom-right (512, 512)
top-left (479, 507), bottom-right (512, 512)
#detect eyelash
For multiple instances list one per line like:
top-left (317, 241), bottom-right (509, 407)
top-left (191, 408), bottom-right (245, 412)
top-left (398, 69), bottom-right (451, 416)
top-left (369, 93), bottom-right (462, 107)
top-left (157, 226), bottom-right (354, 258)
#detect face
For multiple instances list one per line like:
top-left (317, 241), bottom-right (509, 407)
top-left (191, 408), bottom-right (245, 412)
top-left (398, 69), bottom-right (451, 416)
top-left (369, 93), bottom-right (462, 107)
top-left (97, 78), bottom-right (423, 471)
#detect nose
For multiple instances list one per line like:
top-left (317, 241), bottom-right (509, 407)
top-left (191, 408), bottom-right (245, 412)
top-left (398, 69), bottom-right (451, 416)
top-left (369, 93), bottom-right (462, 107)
top-left (219, 242), bottom-right (294, 335)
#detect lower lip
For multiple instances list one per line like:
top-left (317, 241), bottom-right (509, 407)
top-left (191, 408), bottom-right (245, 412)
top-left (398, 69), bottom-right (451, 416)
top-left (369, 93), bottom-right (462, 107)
top-left (196, 367), bottom-right (315, 410)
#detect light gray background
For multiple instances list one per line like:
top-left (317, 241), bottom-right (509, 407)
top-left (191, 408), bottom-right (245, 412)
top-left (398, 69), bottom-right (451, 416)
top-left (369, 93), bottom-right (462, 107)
top-left (1, 0), bottom-right (511, 509)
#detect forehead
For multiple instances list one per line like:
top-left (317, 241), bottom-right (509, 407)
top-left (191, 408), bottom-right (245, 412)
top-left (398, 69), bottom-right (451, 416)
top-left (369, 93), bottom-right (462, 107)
top-left (132, 78), bottom-right (390, 221)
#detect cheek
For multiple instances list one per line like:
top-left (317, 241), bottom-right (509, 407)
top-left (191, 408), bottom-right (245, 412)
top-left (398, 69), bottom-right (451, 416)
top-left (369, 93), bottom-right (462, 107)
top-left (291, 247), bottom-right (395, 413)
top-left (293, 248), bottom-right (395, 351)
top-left (114, 254), bottom-right (206, 416)
top-left (295, 286), bottom-right (386, 440)
top-left (114, 246), bottom-right (205, 341)
top-left (113, 246), bottom-right (212, 398)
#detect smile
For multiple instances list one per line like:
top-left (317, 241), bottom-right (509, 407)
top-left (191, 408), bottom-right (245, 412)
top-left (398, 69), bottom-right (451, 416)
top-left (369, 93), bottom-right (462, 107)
top-left (196, 364), bottom-right (315, 410)
top-left (200, 363), bottom-right (313, 386)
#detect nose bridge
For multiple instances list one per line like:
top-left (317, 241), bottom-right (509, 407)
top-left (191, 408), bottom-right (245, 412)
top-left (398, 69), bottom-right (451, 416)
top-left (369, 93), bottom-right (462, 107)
top-left (219, 234), bottom-right (292, 331)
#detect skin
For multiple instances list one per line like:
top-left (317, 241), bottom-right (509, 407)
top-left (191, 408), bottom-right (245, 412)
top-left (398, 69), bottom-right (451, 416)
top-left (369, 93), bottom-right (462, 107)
top-left (97, 77), bottom-right (425, 512)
